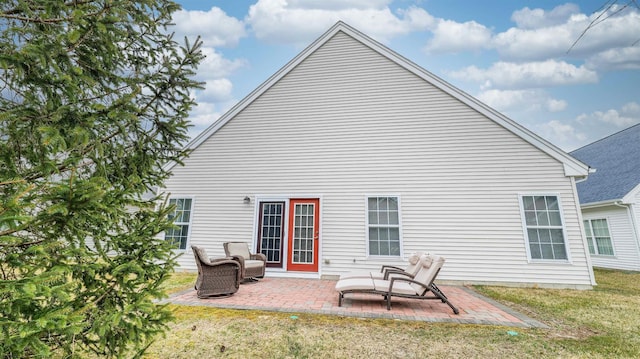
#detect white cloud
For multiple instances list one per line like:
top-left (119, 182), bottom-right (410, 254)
top-left (572, 102), bottom-right (640, 146)
top-left (186, 99), bottom-right (236, 140)
top-left (581, 108), bottom-right (639, 127)
top-left (408, 3), bottom-right (639, 64)
top-left (547, 98), bottom-right (568, 112)
top-left (451, 60), bottom-right (598, 89)
top-left (585, 46), bottom-right (640, 70)
top-left (622, 101), bottom-right (640, 115)
top-left (533, 119), bottom-right (587, 151)
top-left (172, 7), bottom-right (246, 47)
top-left (511, 3), bottom-right (580, 29)
top-left (168, 7), bottom-right (247, 140)
top-left (199, 79), bottom-right (233, 102)
top-left (476, 89), bottom-right (567, 113)
top-left (565, 8), bottom-right (640, 54)
top-left (246, 0), bottom-right (434, 45)
top-left (287, 0), bottom-right (391, 10)
top-left (188, 101), bottom-right (222, 128)
top-left (492, 21), bottom-right (577, 60)
top-left (197, 47), bottom-right (247, 80)
top-left (494, 6), bottom-right (640, 61)
top-left (425, 19), bottom-right (492, 53)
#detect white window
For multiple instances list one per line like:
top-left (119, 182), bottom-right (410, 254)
top-left (584, 219), bottom-right (614, 256)
top-left (165, 198), bottom-right (193, 250)
top-left (520, 195), bottom-right (568, 260)
top-left (367, 196), bottom-right (401, 256)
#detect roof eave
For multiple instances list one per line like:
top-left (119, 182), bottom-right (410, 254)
top-left (581, 199), bottom-right (625, 209)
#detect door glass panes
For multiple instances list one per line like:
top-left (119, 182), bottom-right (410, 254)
top-left (521, 195), bottom-right (567, 260)
top-left (292, 203), bottom-right (315, 264)
top-left (368, 197), bottom-right (401, 256)
top-left (259, 202), bottom-right (284, 263)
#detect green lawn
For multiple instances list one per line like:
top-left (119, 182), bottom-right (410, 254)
top-left (148, 268), bottom-right (640, 358)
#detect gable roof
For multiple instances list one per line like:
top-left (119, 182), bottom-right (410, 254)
top-left (172, 21), bottom-right (588, 177)
top-left (570, 123), bottom-right (640, 205)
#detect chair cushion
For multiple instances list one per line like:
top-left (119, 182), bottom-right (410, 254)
top-left (335, 277), bottom-right (374, 291)
top-left (410, 254), bottom-right (444, 293)
top-left (404, 251), bottom-right (426, 277)
top-left (244, 259), bottom-right (264, 269)
top-left (338, 271), bottom-right (378, 280)
top-left (422, 254), bottom-right (434, 268)
top-left (192, 246), bottom-right (210, 265)
top-left (226, 242), bottom-right (251, 258)
top-left (373, 279), bottom-right (417, 295)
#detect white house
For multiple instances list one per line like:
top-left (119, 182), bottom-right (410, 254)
top-left (161, 22), bottom-right (595, 289)
top-left (571, 123), bottom-right (640, 271)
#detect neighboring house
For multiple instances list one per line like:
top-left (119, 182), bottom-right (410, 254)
top-left (161, 22), bottom-right (595, 288)
top-left (570, 123), bottom-right (640, 271)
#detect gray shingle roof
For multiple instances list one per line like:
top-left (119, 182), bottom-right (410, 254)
top-left (570, 123), bottom-right (640, 205)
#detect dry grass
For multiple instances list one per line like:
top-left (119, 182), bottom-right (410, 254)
top-left (473, 268), bottom-right (640, 358)
top-left (144, 269), bottom-right (640, 358)
top-left (160, 271), bottom-right (197, 295)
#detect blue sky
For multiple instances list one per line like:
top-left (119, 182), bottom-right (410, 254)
top-left (171, 0), bottom-right (640, 151)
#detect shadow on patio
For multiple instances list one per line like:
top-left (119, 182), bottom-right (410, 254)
top-left (163, 277), bottom-right (546, 328)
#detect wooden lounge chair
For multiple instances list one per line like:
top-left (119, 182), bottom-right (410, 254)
top-left (338, 251), bottom-right (425, 280)
top-left (223, 242), bottom-right (267, 282)
top-left (191, 245), bottom-right (241, 298)
top-left (335, 254), bottom-right (459, 314)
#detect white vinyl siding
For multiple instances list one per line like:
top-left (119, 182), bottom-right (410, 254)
top-left (163, 31), bottom-right (593, 287)
top-left (583, 205), bottom-right (640, 271)
top-left (367, 196), bottom-right (401, 257)
top-left (583, 218), bottom-right (614, 256)
top-left (165, 198), bottom-right (193, 250)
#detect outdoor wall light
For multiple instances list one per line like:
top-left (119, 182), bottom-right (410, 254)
top-left (243, 196), bottom-right (251, 204)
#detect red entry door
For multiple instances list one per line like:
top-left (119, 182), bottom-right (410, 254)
top-left (287, 199), bottom-right (320, 272)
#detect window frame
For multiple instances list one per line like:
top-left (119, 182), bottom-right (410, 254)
top-left (583, 218), bottom-right (615, 256)
top-left (365, 195), bottom-right (403, 258)
top-left (165, 197), bottom-right (194, 251)
top-left (257, 201), bottom-right (286, 267)
top-left (518, 193), bottom-right (571, 263)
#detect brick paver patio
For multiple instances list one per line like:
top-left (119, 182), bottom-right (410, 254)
top-left (164, 277), bottom-right (546, 328)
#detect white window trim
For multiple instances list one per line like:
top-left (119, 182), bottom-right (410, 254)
top-left (518, 193), bottom-right (572, 263)
top-left (166, 196), bottom-right (195, 251)
top-left (583, 217), bottom-right (616, 257)
top-left (365, 194), bottom-right (403, 258)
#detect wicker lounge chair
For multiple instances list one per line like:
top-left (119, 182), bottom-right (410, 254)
top-left (223, 242), bottom-right (267, 282)
top-left (191, 246), bottom-right (241, 298)
top-left (338, 251), bottom-right (425, 280)
top-left (335, 254), bottom-right (459, 314)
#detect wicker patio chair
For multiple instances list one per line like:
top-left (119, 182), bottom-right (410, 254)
top-left (335, 254), bottom-right (459, 314)
top-left (191, 245), bottom-right (241, 298)
top-left (223, 242), bottom-right (267, 282)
